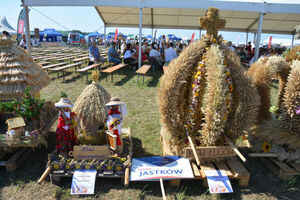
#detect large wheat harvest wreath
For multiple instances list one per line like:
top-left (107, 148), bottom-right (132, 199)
top-left (159, 8), bottom-right (260, 157)
top-left (248, 57), bottom-right (300, 163)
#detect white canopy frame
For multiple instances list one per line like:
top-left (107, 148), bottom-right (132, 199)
top-left (22, 0), bottom-right (300, 65)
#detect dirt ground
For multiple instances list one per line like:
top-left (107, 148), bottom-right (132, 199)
top-left (0, 67), bottom-right (299, 200)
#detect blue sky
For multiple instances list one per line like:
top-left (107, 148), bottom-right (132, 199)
top-left (1, 0), bottom-right (295, 43)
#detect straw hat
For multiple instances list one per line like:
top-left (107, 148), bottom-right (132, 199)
top-left (55, 98), bottom-right (74, 108)
top-left (105, 97), bottom-right (125, 106)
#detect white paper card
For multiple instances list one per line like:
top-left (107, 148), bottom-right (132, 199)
top-left (71, 170), bottom-right (97, 195)
top-left (204, 170), bottom-right (233, 193)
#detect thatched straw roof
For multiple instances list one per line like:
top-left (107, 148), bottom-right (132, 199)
top-left (0, 38), bottom-right (50, 99)
top-left (73, 71), bottom-right (111, 133)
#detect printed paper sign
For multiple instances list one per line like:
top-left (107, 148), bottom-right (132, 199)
top-left (71, 145), bottom-right (110, 160)
top-left (130, 156), bottom-right (194, 181)
top-left (204, 170), bottom-right (233, 193)
top-left (71, 170), bottom-right (97, 195)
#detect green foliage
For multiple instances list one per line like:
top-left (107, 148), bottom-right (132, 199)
top-left (0, 87), bottom-right (44, 122)
top-left (60, 91), bottom-right (68, 98)
top-left (282, 49), bottom-right (290, 58)
top-left (270, 105), bottom-right (278, 113)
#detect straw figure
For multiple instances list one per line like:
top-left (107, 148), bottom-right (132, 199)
top-left (248, 61), bottom-right (300, 163)
top-left (285, 45), bottom-right (300, 63)
top-left (54, 98), bottom-right (77, 155)
top-left (159, 7), bottom-right (260, 158)
top-left (247, 56), bottom-right (290, 121)
top-left (199, 7), bottom-right (226, 40)
top-left (0, 38), bottom-right (49, 100)
top-left (72, 70), bottom-right (111, 144)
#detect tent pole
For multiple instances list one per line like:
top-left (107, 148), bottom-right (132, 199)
top-left (104, 25), bottom-right (106, 40)
top-left (138, 8), bottom-right (143, 69)
top-left (151, 28), bottom-right (154, 40)
top-left (246, 32), bottom-right (248, 44)
top-left (291, 34), bottom-right (295, 48)
top-left (199, 28), bottom-right (202, 39)
top-left (254, 12), bottom-right (264, 61)
top-left (24, 6), bottom-right (31, 54)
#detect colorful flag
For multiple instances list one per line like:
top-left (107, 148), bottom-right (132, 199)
top-left (268, 36), bottom-right (273, 49)
top-left (114, 29), bottom-right (118, 42)
top-left (17, 8), bottom-right (27, 41)
top-left (191, 33), bottom-right (195, 43)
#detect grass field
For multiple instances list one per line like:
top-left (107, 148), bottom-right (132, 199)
top-left (0, 67), bottom-right (299, 200)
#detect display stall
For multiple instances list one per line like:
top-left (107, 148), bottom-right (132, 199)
top-left (0, 38), bottom-right (57, 171)
top-left (38, 71), bottom-right (133, 186)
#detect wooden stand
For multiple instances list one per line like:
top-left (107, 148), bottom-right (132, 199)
top-left (47, 128), bottom-right (133, 186)
top-left (0, 148), bottom-right (32, 172)
top-left (185, 145), bottom-right (250, 187)
top-left (249, 153), bottom-right (300, 181)
top-left (191, 157), bottom-right (250, 187)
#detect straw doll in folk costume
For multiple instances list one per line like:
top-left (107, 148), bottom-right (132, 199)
top-left (106, 98), bottom-right (128, 154)
top-left (55, 98), bottom-right (78, 156)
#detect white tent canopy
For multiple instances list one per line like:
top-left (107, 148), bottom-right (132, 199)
top-left (22, 0), bottom-right (300, 63)
top-left (95, 7), bottom-right (300, 35)
top-left (0, 16), bottom-right (17, 35)
top-left (23, 0), bottom-right (300, 34)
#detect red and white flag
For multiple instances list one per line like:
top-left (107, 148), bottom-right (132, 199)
top-left (191, 33), bottom-right (195, 43)
top-left (268, 36), bottom-right (272, 49)
top-left (114, 29), bottom-right (118, 42)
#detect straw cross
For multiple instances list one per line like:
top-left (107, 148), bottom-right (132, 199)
top-left (199, 7), bottom-right (226, 39)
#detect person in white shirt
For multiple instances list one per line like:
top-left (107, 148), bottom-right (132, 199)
top-left (149, 43), bottom-right (164, 70)
top-left (227, 41), bottom-right (235, 51)
top-left (142, 41), bottom-right (150, 57)
top-left (164, 43), bottom-right (177, 64)
top-left (121, 41), bottom-right (126, 54)
top-left (123, 43), bottom-right (137, 69)
top-left (159, 35), bottom-right (166, 54)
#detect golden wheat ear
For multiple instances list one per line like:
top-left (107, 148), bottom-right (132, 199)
top-left (92, 70), bottom-right (100, 82)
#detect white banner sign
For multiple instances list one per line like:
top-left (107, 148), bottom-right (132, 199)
top-left (204, 170), bottom-right (233, 193)
top-left (71, 170), bottom-right (97, 195)
top-left (130, 156), bottom-right (194, 181)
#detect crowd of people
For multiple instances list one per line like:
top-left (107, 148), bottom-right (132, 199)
top-left (1, 30), bottom-right (289, 69)
top-left (88, 35), bottom-right (189, 70)
top-left (226, 41), bottom-right (287, 65)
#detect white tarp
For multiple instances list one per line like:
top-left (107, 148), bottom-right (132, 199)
top-left (0, 16), bottom-right (17, 35)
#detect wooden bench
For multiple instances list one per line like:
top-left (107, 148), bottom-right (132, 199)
top-left (43, 62), bottom-right (68, 70)
top-left (56, 56), bottom-right (75, 62)
top-left (73, 57), bottom-right (90, 62)
top-left (39, 61), bottom-right (50, 66)
top-left (50, 62), bottom-right (84, 81)
top-left (42, 57), bottom-right (58, 62)
top-left (102, 63), bottom-right (128, 82)
top-left (136, 65), bottom-right (151, 83)
top-left (77, 63), bottom-right (101, 82)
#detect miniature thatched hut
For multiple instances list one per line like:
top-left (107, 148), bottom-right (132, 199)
top-left (0, 38), bottom-right (50, 100)
top-left (73, 71), bottom-right (111, 135)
